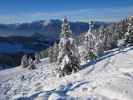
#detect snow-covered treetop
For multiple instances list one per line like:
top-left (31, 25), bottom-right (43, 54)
top-left (88, 20), bottom-right (95, 33)
top-left (85, 20), bottom-right (96, 41)
top-left (61, 17), bottom-right (72, 37)
top-left (128, 16), bottom-right (133, 22)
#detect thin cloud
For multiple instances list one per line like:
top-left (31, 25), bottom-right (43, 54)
top-left (0, 6), bottom-right (133, 24)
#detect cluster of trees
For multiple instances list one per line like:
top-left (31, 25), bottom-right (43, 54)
top-left (79, 16), bottom-right (133, 62)
top-left (125, 16), bottom-right (133, 44)
top-left (46, 16), bottom-right (133, 76)
top-left (20, 16), bottom-right (133, 64)
top-left (21, 16), bottom-right (133, 76)
top-left (21, 52), bottom-right (41, 69)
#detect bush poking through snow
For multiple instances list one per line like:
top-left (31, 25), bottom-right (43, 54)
top-left (86, 51), bottom-right (97, 61)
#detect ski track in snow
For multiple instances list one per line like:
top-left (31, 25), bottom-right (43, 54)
top-left (0, 47), bottom-right (133, 100)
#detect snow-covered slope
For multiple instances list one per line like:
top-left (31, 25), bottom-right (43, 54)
top-left (0, 47), bottom-right (133, 100)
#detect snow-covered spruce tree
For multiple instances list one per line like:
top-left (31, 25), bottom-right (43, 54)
top-left (52, 42), bottom-right (59, 62)
top-left (82, 21), bottom-right (97, 61)
top-left (117, 39), bottom-right (126, 51)
top-left (56, 17), bottom-right (80, 77)
top-left (117, 19), bottom-right (128, 40)
top-left (28, 56), bottom-right (36, 69)
top-left (48, 42), bottom-right (59, 63)
top-left (48, 46), bottom-right (54, 63)
top-left (77, 32), bottom-right (88, 64)
top-left (116, 17), bottom-right (132, 49)
top-left (21, 54), bottom-right (29, 68)
top-left (125, 16), bottom-right (133, 44)
top-left (100, 23), bottom-right (119, 50)
top-left (95, 34), bottom-right (104, 58)
top-left (115, 19), bottom-right (127, 50)
top-left (34, 52), bottom-right (41, 64)
top-left (102, 26), bottom-right (114, 49)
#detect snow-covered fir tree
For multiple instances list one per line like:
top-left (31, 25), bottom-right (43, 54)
top-left (99, 23), bottom-right (119, 50)
top-left (125, 16), bottom-right (133, 44)
top-left (82, 21), bottom-right (97, 61)
top-left (52, 42), bottom-right (59, 62)
top-left (28, 56), bottom-right (36, 69)
top-left (56, 17), bottom-right (80, 77)
top-left (34, 52), bottom-right (41, 64)
top-left (117, 19), bottom-right (128, 39)
top-left (95, 34), bottom-right (104, 58)
top-left (117, 39), bottom-right (126, 51)
top-left (48, 42), bottom-right (59, 63)
top-left (48, 46), bottom-right (54, 63)
top-left (21, 54), bottom-right (29, 68)
top-left (117, 16), bottom-right (133, 49)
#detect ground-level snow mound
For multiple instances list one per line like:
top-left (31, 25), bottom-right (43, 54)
top-left (0, 47), bottom-right (133, 100)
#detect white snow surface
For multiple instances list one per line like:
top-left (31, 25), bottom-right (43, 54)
top-left (1, 47), bottom-right (133, 100)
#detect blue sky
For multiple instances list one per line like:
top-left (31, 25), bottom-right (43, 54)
top-left (0, 0), bottom-right (133, 23)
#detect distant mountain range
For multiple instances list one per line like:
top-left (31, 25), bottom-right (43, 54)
top-left (0, 19), bottom-right (110, 54)
top-left (0, 19), bottom-right (108, 37)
